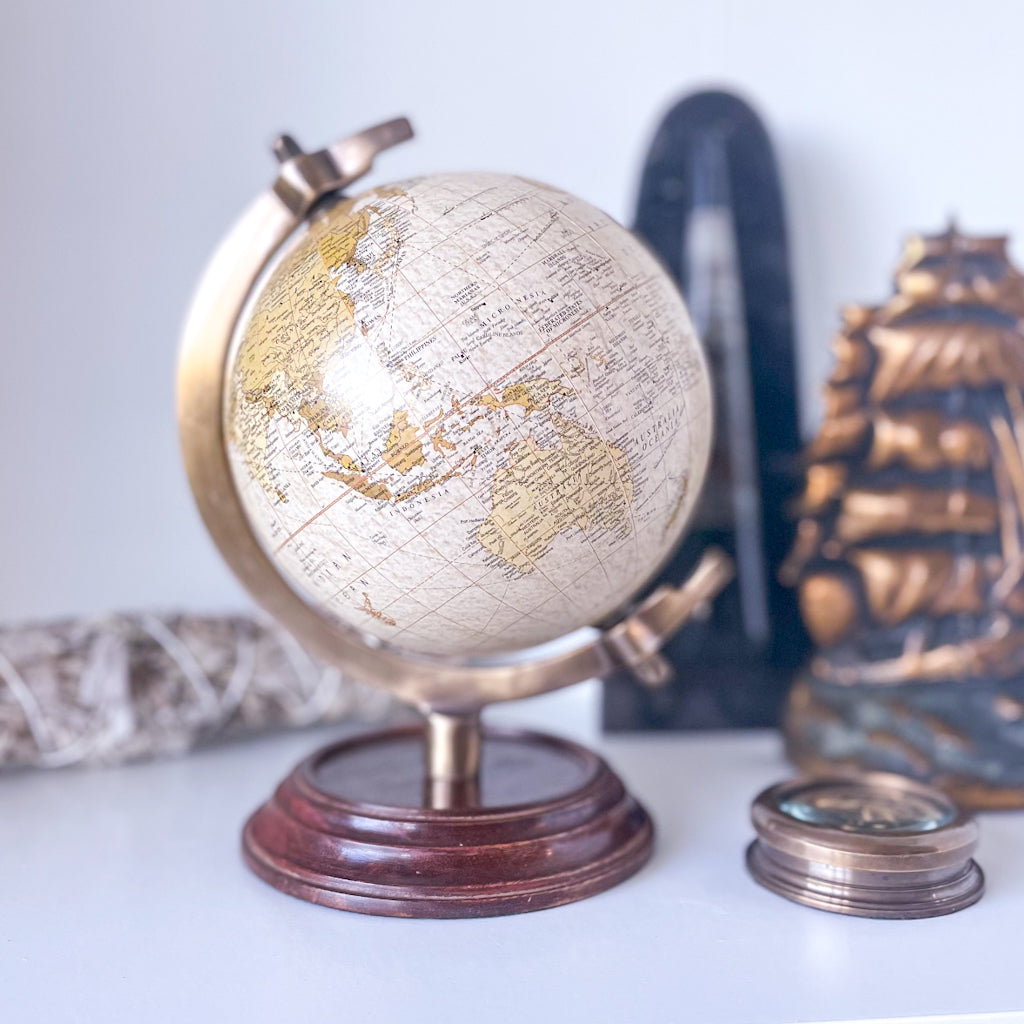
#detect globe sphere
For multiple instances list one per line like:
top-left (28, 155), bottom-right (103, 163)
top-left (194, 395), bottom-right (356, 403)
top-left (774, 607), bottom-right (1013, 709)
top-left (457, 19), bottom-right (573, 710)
top-left (225, 172), bottom-right (711, 657)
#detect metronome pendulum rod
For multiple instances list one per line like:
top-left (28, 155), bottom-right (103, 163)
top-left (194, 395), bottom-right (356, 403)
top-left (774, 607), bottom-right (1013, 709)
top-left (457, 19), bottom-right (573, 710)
top-left (424, 708), bottom-right (482, 809)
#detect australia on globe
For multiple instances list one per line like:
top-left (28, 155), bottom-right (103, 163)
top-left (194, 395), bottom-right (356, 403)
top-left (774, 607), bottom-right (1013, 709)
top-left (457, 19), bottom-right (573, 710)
top-left (225, 172), bottom-right (711, 657)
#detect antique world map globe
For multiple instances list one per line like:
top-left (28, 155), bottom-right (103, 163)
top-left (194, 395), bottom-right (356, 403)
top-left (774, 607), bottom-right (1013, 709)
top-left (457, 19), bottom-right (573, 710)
top-left (225, 171), bottom-right (711, 659)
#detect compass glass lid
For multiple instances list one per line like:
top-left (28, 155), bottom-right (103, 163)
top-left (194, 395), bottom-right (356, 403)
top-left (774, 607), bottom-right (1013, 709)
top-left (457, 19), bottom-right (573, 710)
top-left (777, 778), bottom-right (957, 834)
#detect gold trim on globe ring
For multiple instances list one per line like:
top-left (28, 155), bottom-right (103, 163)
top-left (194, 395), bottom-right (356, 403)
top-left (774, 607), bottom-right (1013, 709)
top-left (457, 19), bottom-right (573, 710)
top-left (176, 119), bottom-right (722, 714)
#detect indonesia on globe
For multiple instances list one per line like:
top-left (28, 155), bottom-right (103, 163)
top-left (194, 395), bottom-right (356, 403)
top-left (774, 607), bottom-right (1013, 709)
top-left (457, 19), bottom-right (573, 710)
top-left (225, 171), bottom-right (711, 658)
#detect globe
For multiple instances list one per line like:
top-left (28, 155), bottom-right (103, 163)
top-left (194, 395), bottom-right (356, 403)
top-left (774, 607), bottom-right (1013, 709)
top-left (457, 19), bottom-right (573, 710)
top-left (224, 171), bottom-right (711, 658)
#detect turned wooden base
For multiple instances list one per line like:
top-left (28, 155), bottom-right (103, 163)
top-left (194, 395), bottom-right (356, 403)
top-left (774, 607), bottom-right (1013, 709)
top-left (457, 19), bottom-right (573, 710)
top-left (242, 726), bottom-right (654, 918)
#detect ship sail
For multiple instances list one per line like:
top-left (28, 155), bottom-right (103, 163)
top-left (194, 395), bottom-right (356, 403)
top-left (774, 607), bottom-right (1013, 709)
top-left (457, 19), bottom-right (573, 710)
top-left (808, 409), bottom-right (990, 469)
top-left (786, 224), bottom-right (1024, 684)
top-left (850, 549), bottom-right (986, 624)
top-left (834, 487), bottom-right (997, 543)
top-left (869, 322), bottom-right (1024, 401)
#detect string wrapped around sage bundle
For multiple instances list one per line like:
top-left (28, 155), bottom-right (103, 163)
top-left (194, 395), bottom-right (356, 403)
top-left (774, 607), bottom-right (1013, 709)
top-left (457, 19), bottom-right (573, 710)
top-left (0, 612), bottom-right (394, 769)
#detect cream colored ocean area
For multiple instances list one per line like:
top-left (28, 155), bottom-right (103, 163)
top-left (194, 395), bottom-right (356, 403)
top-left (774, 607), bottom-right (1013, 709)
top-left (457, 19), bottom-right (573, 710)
top-left (226, 172), bottom-right (710, 656)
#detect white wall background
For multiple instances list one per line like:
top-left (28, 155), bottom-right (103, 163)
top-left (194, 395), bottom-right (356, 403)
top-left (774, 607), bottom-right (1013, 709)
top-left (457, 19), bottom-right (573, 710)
top-left (3, 0), bottom-right (1024, 623)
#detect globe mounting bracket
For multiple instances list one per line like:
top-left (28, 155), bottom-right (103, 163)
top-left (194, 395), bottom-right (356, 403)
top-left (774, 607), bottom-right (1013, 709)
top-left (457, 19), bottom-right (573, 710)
top-left (269, 118), bottom-right (414, 217)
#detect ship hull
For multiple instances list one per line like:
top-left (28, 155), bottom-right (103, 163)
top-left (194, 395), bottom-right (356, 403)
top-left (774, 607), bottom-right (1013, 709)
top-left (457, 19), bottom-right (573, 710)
top-left (785, 676), bottom-right (1024, 809)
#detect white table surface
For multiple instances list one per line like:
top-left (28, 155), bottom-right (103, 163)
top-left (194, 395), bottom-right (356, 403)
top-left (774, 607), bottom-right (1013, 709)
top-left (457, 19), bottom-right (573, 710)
top-left (3, 683), bottom-right (1023, 1024)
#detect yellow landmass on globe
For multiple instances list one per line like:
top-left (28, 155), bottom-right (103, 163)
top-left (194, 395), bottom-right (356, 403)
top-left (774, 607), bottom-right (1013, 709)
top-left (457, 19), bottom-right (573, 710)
top-left (230, 190), bottom-right (405, 502)
top-left (431, 425), bottom-right (457, 453)
top-left (360, 592), bottom-right (396, 627)
top-left (316, 209), bottom-right (372, 316)
top-left (323, 463), bottom-right (394, 502)
top-left (477, 413), bottom-right (634, 574)
top-left (383, 410), bottom-right (427, 474)
top-left (395, 466), bottom-right (463, 502)
top-left (477, 378), bottom-right (572, 415)
top-left (321, 414), bottom-right (464, 504)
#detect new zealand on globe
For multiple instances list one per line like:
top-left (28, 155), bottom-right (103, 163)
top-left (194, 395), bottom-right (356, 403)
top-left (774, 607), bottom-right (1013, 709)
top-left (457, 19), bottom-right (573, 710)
top-left (226, 171), bottom-right (711, 657)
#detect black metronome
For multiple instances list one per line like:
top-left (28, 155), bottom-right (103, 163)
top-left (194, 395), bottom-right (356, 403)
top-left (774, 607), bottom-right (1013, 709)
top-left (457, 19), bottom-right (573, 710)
top-left (604, 90), bottom-right (808, 730)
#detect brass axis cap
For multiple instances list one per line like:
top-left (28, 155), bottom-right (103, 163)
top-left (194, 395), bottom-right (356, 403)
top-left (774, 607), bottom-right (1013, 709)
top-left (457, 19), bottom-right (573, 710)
top-left (746, 773), bottom-right (984, 919)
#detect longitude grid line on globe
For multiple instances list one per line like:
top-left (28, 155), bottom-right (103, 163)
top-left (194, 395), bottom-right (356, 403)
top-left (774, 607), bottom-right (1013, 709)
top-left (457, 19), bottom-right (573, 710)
top-left (302, 475), bottom-right (483, 600)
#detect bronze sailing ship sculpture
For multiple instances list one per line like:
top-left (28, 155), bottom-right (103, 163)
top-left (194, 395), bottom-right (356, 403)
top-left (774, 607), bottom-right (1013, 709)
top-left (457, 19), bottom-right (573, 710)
top-left (783, 225), bottom-right (1024, 808)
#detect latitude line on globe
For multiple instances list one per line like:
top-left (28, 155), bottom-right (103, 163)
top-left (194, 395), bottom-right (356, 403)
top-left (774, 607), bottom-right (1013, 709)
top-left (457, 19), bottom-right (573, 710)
top-left (390, 553), bottom-right (616, 652)
top-left (316, 476), bottom-right (484, 599)
top-left (270, 277), bottom-right (654, 556)
top-left (379, 541), bottom-right (563, 652)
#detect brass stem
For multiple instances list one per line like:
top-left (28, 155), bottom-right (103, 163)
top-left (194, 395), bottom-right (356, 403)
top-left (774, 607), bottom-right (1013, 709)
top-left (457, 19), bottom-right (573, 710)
top-left (424, 709), bottom-right (482, 810)
top-left (425, 709), bottom-right (482, 780)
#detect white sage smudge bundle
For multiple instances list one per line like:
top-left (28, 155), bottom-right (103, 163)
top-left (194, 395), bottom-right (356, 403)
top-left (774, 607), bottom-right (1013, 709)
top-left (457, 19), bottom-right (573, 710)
top-left (0, 612), bottom-right (394, 769)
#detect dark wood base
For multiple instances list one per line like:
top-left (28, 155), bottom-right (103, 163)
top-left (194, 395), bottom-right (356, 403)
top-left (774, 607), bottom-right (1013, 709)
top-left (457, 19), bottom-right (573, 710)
top-left (242, 726), bottom-right (654, 918)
